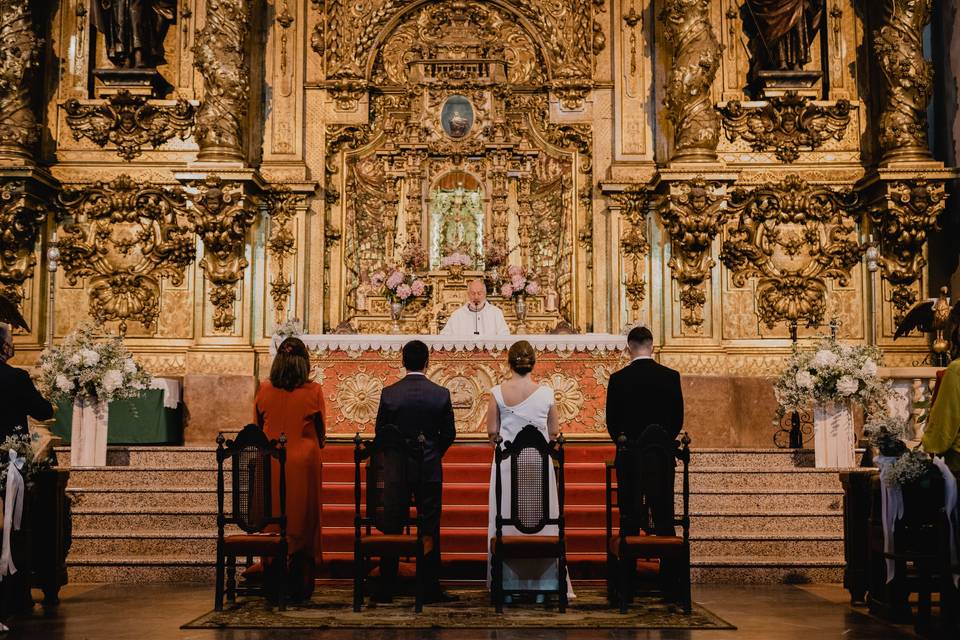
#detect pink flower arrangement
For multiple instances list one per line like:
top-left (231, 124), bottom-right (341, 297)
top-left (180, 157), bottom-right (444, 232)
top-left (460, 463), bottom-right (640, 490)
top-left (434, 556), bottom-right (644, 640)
top-left (373, 265), bottom-right (430, 304)
top-left (498, 265), bottom-right (541, 299)
top-left (441, 251), bottom-right (473, 268)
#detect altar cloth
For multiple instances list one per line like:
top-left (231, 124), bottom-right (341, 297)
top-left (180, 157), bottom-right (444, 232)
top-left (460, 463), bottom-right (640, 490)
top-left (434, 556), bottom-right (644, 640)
top-left (283, 334), bottom-right (630, 438)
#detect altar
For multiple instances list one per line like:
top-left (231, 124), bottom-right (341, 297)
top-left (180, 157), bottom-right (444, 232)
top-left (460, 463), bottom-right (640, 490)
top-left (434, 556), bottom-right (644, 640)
top-left (279, 334), bottom-right (629, 438)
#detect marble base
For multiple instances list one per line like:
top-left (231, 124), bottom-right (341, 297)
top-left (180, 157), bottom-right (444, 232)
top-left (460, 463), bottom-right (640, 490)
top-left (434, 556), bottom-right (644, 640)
top-left (182, 374), bottom-right (257, 444)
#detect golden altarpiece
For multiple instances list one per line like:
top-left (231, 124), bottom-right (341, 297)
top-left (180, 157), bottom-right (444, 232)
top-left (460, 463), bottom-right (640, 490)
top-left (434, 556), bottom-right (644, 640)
top-left (1, 0), bottom-right (956, 440)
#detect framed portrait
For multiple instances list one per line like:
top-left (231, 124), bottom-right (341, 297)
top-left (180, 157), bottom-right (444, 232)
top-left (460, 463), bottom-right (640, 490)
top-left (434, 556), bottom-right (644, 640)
top-left (441, 95), bottom-right (474, 139)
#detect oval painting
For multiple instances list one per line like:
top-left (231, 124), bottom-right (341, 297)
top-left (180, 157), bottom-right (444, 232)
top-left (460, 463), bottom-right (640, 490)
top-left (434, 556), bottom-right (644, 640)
top-left (441, 95), bottom-right (474, 139)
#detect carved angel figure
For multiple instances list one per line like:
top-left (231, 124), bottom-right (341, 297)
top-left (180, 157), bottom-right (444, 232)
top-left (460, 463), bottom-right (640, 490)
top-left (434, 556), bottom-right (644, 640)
top-left (92, 0), bottom-right (177, 68)
top-left (746, 0), bottom-right (824, 70)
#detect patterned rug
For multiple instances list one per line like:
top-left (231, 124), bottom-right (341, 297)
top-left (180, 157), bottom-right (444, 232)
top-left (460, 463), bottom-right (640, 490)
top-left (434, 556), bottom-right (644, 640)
top-left (182, 587), bottom-right (735, 629)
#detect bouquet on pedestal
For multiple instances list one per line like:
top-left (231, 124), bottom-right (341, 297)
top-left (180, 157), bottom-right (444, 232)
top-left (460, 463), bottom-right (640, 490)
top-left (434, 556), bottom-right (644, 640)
top-left (498, 265), bottom-right (541, 299)
top-left (774, 336), bottom-right (890, 467)
top-left (36, 322), bottom-right (151, 467)
top-left (370, 266), bottom-right (430, 329)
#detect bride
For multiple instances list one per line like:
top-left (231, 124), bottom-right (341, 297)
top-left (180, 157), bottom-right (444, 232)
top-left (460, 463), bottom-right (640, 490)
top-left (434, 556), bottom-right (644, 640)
top-left (485, 340), bottom-right (574, 600)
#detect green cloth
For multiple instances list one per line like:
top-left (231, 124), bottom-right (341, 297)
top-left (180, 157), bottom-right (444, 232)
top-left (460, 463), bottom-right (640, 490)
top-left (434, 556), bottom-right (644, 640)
top-left (52, 388), bottom-right (182, 445)
top-left (923, 359), bottom-right (960, 477)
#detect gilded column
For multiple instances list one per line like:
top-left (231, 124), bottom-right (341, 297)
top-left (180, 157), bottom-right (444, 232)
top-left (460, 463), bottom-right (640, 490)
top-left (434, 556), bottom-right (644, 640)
top-left (874, 0), bottom-right (934, 164)
top-left (658, 0), bottom-right (722, 163)
top-left (0, 0), bottom-right (41, 163)
top-left (193, 0), bottom-right (252, 163)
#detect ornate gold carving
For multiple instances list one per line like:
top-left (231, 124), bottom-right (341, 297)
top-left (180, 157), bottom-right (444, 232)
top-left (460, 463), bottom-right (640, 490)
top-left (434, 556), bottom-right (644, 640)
top-left (659, 0), bottom-right (722, 162)
top-left (193, 0), bottom-right (251, 163)
top-left (720, 176), bottom-right (862, 329)
top-left (0, 0), bottom-right (41, 162)
top-left (333, 370), bottom-right (384, 426)
top-left (265, 188), bottom-right (305, 321)
top-left (612, 188), bottom-right (649, 321)
top-left (658, 178), bottom-right (727, 331)
top-left (717, 92), bottom-right (851, 163)
top-left (63, 91), bottom-right (196, 161)
top-left (869, 178), bottom-right (946, 318)
top-left (183, 176), bottom-right (258, 332)
top-left (875, 0), bottom-right (934, 162)
top-left (0, 180), bottom-right (46, 304)
top-left (57, 176), bottom-right (195, 334)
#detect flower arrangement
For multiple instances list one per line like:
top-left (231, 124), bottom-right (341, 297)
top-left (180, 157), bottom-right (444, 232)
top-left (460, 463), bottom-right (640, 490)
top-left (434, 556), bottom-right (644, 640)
top-left (863, 414), bottom-right (912, 457)
top-left (880, 449), bottom-right (937, 488)
top-left (370, 266), bottom-right (429, 305)
top-left (0, 428), bottom-right (53, 494)
top-left (498, 265), bottom-right (541, 299)
top-left (774, 336), bottom-right (890, 421)
top-left (482, 234), bottom-right (513, 269)
top-left (441, 251), bottom-right (473, 269)
top-left (400, 241), bottom-right (428, 271)
top-left (37, 322), bottom-right (152, 405)
top-left (273, 317), bottom-right (303, 339)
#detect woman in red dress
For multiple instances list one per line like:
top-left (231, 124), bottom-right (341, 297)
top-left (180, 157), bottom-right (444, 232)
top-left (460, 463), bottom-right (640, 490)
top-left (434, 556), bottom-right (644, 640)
top-left (254, 336), bottom-right (325, 600)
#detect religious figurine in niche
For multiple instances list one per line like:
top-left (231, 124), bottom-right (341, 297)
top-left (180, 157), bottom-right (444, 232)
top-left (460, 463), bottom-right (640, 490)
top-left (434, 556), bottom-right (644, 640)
top-left (745, 0), bottom-right (824, 70)
top-left (441, 185), bottom-right (480, 255)
top-left (441, 95), bottom-right (474, 139)
top-left (93, 0), bottom-right (178, 68)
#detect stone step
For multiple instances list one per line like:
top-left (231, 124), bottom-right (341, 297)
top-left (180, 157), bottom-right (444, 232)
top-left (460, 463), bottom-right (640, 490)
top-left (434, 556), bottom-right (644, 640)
top-left (67, 467), bottom-right (219, 489)
top-left (70, 530), bottom-right (843, 560)
top-left (56, 446), bottom-right (818, 470)
top-left (66, 554), bottom-right (843, 585)
top-left (65, 486), bottom-right (842, 513)
top-left (70, 506), bottom-right (840, 538)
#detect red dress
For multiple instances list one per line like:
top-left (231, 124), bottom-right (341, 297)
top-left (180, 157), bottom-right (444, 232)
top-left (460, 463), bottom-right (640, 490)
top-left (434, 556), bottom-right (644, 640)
top-left (254, 380), bottom-right (326, 569)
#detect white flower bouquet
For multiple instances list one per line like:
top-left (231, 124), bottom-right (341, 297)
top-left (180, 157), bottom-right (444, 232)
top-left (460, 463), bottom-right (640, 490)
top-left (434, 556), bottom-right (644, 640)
top-left (0, 428), bottom-right (51, 494)
top-left (37, 322), bottom-right (152, 405)
top-left (499, 265), bottom-right (541, 299)
top-left (774, 336), bottom-right (890, 421)
top-left (370, 266), bottom-right (429, 305)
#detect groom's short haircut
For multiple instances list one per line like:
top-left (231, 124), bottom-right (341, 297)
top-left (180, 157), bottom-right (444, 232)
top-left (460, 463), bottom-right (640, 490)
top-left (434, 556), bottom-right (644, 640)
top-left (402, 340), bottom-right (429, 372)
top-left (627, 326), bottom-right (653, 350)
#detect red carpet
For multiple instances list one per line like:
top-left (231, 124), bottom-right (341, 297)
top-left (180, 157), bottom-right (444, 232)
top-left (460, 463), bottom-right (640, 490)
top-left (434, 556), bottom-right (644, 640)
top-left (320, 441), bottom-right (615, 579)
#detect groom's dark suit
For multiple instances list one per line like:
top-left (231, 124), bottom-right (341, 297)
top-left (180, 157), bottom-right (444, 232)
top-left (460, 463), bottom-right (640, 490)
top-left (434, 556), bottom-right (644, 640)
top-left (605, 357), bottom-right (684, 536)
top-left (374, 372), bottom-right (456, 597)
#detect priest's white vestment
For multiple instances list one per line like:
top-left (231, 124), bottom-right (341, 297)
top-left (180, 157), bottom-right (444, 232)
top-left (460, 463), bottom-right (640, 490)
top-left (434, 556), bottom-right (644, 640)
top-left (441, 302), bottom-right (511, 336)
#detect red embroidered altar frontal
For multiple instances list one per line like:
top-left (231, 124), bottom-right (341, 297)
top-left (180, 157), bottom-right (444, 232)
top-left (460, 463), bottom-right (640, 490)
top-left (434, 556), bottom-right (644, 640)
top-left (287, 335), bottom-right (630, 439)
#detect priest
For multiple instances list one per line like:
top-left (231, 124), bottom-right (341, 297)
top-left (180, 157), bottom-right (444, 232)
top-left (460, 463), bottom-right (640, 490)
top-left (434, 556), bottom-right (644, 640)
top-left (441, 279), bottom-right (510, 336)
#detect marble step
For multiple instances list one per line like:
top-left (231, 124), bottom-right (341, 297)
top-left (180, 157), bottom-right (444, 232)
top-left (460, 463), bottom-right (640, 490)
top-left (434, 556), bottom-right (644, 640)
top-left (56, 446), bottom-right (818, 470)
top-left (70, 530), bottom-right (844, 560)
top-left (67, 555), bottom-right (844, 585)
top-left (66, 486), bottom-right (843, 513)
top-left (70, 507), bottom-right (841, 537)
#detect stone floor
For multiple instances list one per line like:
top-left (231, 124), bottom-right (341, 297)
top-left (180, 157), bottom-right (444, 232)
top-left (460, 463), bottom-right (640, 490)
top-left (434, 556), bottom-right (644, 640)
top-left (6, 583), bottom-right (926, 639)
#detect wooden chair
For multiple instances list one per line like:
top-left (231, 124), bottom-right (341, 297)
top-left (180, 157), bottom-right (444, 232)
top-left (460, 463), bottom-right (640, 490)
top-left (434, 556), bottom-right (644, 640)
top-left (214, 424), bottom-right (287, 611)
top-left (353, 426), bottom-right (427, 613)
top-left (491, 425), bottom-right (568, 613)
top-left (606, 427), bottom-right (691, 613)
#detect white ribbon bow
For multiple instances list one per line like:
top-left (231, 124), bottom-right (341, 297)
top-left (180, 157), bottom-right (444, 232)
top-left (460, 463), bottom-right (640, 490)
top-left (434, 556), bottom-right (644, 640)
top-left (0, 450), bottom-right (25, 580)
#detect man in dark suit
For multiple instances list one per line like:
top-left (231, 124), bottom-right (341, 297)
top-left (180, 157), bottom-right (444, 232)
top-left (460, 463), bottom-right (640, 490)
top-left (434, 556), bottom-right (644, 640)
top-left (606, 326), bottom-right (684, 535)
top-left (0, 324), bottom-right (53, 441)
top-left (373, 339), bottom-right (457, 603)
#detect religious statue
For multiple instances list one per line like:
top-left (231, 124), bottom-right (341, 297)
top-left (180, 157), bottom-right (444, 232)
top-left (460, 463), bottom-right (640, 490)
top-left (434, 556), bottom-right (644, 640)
top-left (92, 0), bottom-right (177, 68)
top-left (745, 0), bottom-right (824, 70)
top-left (440, 187), bottom-right (480, 255)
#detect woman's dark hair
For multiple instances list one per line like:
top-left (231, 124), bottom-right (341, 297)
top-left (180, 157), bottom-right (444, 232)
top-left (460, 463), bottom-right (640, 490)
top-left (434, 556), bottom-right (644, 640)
top-left (508, 340), bottom-right (536, 375)
top-left (270, 337), bottom-right (311, 391)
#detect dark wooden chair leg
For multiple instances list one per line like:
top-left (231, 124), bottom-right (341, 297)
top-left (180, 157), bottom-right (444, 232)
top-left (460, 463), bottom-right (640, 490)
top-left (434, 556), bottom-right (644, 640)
top-left (618, 556), bottom-right (629, 614)
top-left (414, 551), bottom-right (423, 614)
top-left (277, 549), bottom-right (287, 612)
top-left (558, 554), bottom-right (568, 613)
top-left (214, 551), bottom-right (225, 611)
top-left (226, 555), bottom-right (237, 604)
top-left (353, 550), bottom-right (363, 612)
top-left (494, 553), bottom-right (504, 614)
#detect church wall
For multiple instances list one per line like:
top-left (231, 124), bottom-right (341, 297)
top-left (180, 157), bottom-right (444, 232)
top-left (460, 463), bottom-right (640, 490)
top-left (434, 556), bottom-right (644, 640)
top-left (1, 0), bottom-right (956, 440)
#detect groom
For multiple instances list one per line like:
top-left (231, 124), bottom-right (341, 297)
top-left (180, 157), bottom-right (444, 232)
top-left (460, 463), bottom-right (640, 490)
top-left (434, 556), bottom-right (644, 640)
top-left (373, 340), bottom-right (458, 603)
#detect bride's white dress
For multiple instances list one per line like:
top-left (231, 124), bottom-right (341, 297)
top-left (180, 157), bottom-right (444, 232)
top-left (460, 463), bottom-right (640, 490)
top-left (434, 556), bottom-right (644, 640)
top-left (487, 384), bottom-right (574, 596)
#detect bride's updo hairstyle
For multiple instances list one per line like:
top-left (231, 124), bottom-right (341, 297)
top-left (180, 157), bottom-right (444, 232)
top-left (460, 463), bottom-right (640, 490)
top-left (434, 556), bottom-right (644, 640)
top-left (508, 340), bottom-right (536, 375)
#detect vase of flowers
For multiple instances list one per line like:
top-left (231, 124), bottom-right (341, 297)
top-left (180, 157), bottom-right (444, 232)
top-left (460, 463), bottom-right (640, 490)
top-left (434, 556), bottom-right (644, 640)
top-left (441, 251), bottom-right (472, 280)
top-left (774, 336), bottom-right (889, 468)
top-left (370, 266), bottom-right (429, 333)
top-left (499, 266), bottom-right (540, 331)
top-left (37, 322), bottom-right (152, 467)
